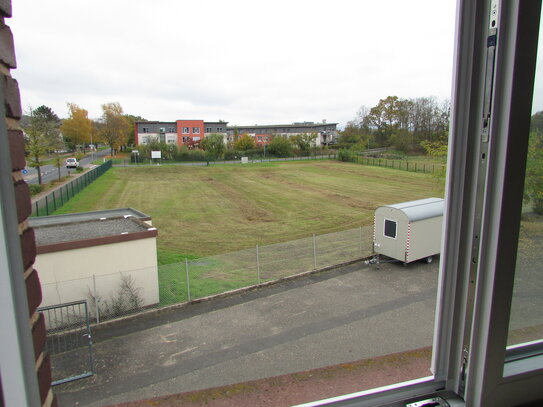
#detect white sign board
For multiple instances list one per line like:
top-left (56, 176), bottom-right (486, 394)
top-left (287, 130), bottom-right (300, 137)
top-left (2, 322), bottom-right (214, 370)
top-left (151, 151), bottom-right (161, 159)
top-left (241, 157), bottom-right (249, 164)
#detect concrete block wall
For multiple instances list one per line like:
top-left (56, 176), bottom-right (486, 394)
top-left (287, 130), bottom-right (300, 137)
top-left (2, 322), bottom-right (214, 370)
top-left (0, 1), bottom-right (57, 405)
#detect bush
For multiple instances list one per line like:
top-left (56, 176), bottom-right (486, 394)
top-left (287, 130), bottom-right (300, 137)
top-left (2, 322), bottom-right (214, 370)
top-left (267, 136), bottom-right (293, 157)
top-left (29, 184), bottom-right (43, 196)
top-left (337, 149), bottom-right (354, 162)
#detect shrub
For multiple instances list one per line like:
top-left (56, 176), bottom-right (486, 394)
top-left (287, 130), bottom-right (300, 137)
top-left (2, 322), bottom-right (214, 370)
top-left (337, 148), bottom-right (354, 162)
top-left (267, 136), bottom-right (293, 157)
top-left (29, 184), bottom-right (43, 196)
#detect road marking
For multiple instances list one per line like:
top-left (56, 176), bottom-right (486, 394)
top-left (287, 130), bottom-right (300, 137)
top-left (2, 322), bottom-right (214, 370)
top-left (170, 346), bottom-right (199, 358)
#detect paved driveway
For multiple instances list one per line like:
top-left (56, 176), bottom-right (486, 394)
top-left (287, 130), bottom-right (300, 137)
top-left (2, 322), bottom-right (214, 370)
top-left (56, 260), bottom-right (439, 406)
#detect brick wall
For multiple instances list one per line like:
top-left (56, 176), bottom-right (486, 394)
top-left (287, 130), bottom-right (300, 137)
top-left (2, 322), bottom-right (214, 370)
top-left (0, 1), bottom-right (56, 406)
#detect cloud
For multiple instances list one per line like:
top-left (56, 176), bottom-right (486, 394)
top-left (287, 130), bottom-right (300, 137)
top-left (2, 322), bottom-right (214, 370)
top-left (10, 0), bottom-right (541, 126)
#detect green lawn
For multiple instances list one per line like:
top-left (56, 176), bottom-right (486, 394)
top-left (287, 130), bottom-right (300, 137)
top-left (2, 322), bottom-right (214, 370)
top-left (54, 160), bottom-right (444, 304)
top-left (55, 160), bottom-right (444, 258)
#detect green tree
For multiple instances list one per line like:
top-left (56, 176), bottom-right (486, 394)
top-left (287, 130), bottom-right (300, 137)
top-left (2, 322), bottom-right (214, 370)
top-left (267, 136), bottom-right (293, 157)
top-left (525, 123), bottom-right (543, 214)
top-left (99, 102), bottom-right (131, 155)
top-left (201, 133), bottom-right (225, 159)
top-left (234, 134), bottom-right (256, 151)
top-left (60, 103), bottom-right (93, 149)
top-left (290, 133), bottom-right (317, 155)
top-left (124, 114), bottom-right (147, 146)
top-left (24, 105), bottom-right (62, 184)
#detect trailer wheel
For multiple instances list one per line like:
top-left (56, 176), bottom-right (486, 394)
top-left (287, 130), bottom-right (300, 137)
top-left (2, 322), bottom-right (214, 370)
top-left (426, 256), bottom-right (433, 264)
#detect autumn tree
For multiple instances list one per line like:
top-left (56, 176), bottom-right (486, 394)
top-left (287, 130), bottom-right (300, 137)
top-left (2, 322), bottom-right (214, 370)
top-left (99, 102), bottom-right (131, 155)
top-left (234, 134), bottom-right (256, 151)
top-left (60, 103), bottom-right (93, 149)
top-left (24, 105), bottom-right (62, 184)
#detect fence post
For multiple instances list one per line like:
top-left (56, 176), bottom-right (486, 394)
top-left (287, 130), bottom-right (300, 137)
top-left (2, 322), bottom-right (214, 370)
top-left (256, 245), bottom-right (261, 284)
top-left (45, 195), bottom-right (49, 215)
top-left (35, 201), bottom-right (38, 217)
top-left (93, 274), bottom-right (100, 324)
top-left (359, 226), bottom-right (363, 255)
top-left (52, 191), bottom-right (56, 211)
top-left (185, 258), bottom-right (191, 301)
top-left (313, 234), bottom-right (317, 269)
top-left (59, 187), bottom-right (64, 206)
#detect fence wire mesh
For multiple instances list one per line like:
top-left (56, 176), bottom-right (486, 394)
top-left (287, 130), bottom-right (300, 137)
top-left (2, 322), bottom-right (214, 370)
top-left (43, 226), bottom-right (374, 323)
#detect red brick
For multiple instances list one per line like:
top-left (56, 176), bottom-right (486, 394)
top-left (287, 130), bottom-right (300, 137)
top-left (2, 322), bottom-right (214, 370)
top-left (0, 21), bottom-right (15, 68)
top-left (0, 0), bottom-right (12, 18)
top-left (14, 181), bottom-right (31, 223)
top-left (37, 354), bottom-right (52, 404)
top-left (25, 269), bottom-right (42, 316)
top-left (7, 129), bottom-right (25, 169)
top-left (4, 75), bottom-right (21, 119)
top-left (20, 227), bottom-right (36, 270)
top-left (32, 312), bottom-right (46, 361)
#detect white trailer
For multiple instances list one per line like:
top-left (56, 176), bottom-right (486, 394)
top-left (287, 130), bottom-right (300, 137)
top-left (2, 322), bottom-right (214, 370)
top-left (373, 198), bottom-right (444, 264)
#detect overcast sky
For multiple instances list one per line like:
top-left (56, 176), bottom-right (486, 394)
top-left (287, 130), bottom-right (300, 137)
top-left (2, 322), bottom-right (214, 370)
top-left (8, 1), bottom-right (543, 127)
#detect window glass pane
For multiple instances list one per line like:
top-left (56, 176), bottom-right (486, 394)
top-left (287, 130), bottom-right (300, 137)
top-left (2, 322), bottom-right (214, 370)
top-left (508, 11), bottom-right (543, 347)
top-left (384, 219), bottom-right (397, 238)
top-left (15, 1), bottom-right (455, 405)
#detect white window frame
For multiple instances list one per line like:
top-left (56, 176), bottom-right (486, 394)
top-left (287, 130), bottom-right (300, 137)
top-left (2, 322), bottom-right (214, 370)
top-left (182, 127), bottom-right (189, 134)
top-left (383, 218), bottom-right (397, 240)
top-left (297, 1), bottom-right (543, 406)
top-left (193, 127), bottom-right (200, 134)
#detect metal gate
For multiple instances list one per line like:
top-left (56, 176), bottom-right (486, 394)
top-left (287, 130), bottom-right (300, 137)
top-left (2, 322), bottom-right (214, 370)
top-left (38, 300), bottom-right (94, 386)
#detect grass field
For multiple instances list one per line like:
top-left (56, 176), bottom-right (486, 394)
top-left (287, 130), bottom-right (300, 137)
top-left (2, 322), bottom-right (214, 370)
top-left (54, 160), bottom-right (444, 260)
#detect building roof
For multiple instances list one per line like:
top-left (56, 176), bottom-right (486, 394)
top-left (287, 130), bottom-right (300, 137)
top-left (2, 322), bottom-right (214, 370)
top-left (33, 218), bottom-right (151, 246)
top-left (227, 122), bottom-right (337, 130)
top-left (383, 198), bottom-right (444, 222)
top-left (29, 208), bottom-right (151, 228)
top-left (31, 210), bottom-right (157, 254)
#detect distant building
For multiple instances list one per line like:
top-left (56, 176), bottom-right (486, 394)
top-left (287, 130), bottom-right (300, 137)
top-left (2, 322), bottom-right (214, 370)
top-left (134, 119), bottom-right (337, 148)
top-left (227, 121), bottom-right (338, 147)
top-left (135, 120), bottom-right (228, 149)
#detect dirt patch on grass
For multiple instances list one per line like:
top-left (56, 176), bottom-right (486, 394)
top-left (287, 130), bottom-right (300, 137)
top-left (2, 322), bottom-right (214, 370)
top-left (202, 177), bottom-right (274, 223)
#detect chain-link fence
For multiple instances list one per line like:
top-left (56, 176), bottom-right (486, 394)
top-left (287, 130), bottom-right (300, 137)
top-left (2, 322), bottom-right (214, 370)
top-left (31, 160), bottom-right (113, 217)
top-left (41, 226), bottom-right (374, 323)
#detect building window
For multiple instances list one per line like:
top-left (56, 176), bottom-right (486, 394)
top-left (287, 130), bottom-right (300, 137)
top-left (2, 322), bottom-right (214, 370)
top-left (142, 127), bottom-right (149, 133)
top-left (257, 136), bottom-right (262, 141)
top-left (182, 136), bottom-right (190, 143)
top-left (206, 127), bottom-right (212, 133)
top-left (168, 127), bottom-right (175, 133)
top-left (217, 127), bottom-right (223, 132)
top-left (383, 219), bottom-right (397, 239)
top-left (193, 127), bottom-right (200, 134)
top-left (182, 127), bottom-right (189, 134)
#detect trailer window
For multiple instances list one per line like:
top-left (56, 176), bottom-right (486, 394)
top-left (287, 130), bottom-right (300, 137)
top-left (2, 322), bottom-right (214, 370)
top-left (384, 219), bottom-right (397, 239)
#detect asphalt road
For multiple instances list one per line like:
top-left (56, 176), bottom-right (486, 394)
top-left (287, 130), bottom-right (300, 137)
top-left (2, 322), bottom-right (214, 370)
top-left (55, 260), bottom-right (440, 407)
top-left (25, 149), bottom-right (110, 184)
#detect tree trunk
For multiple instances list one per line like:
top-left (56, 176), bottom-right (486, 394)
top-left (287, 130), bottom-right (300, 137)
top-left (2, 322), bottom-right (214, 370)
top-left (36, 165), bottom-right (42, 185)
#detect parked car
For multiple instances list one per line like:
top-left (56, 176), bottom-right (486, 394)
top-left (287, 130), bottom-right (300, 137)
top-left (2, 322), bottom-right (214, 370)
top-left (65, 157), bottom-right (79, 169)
